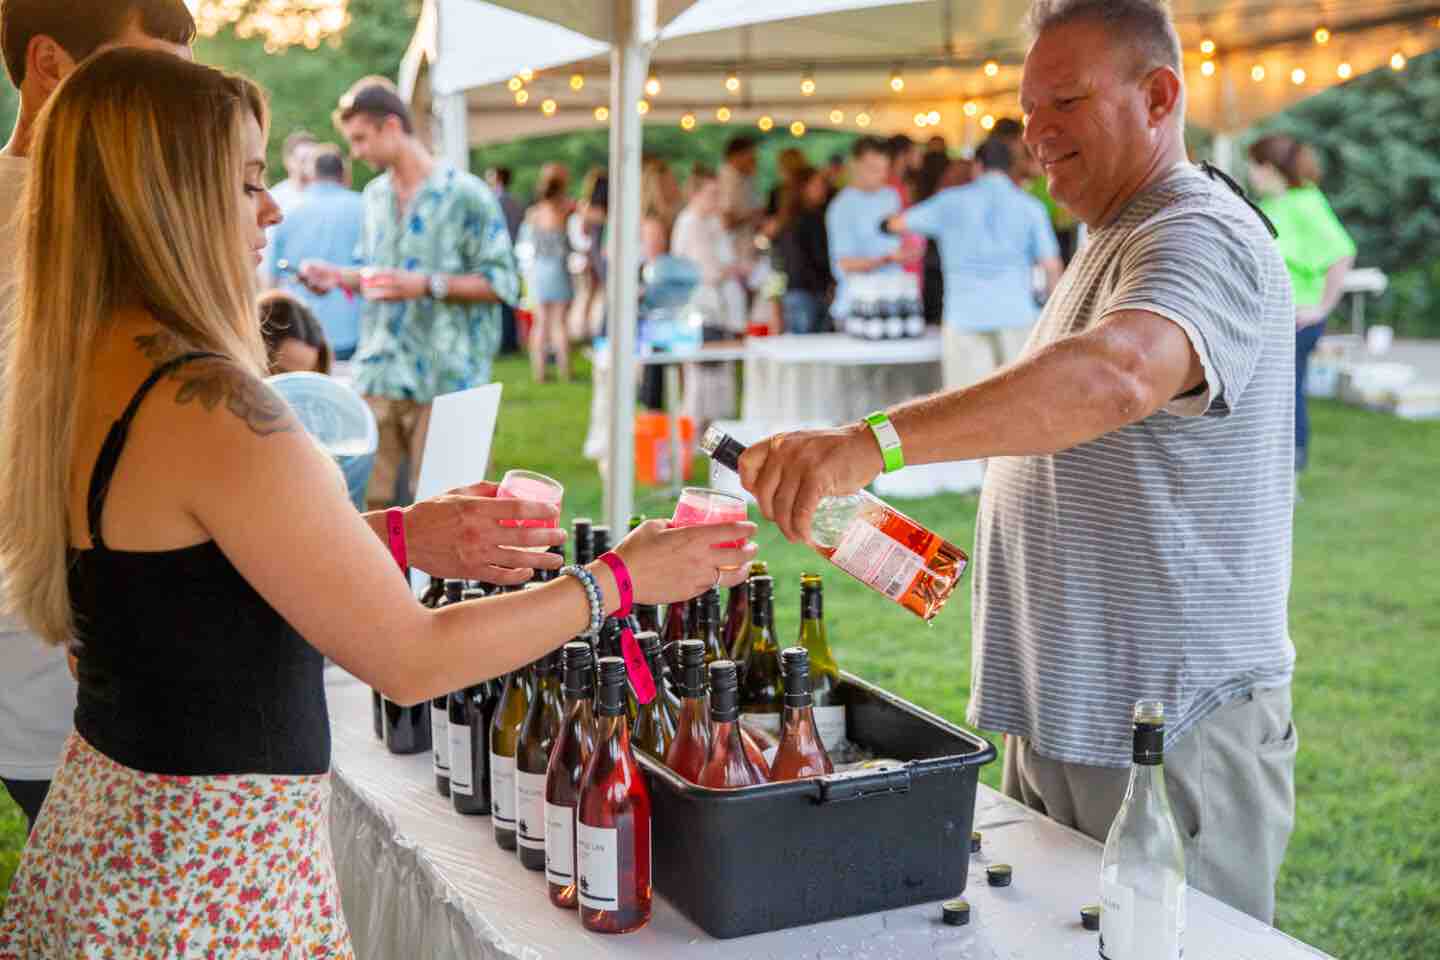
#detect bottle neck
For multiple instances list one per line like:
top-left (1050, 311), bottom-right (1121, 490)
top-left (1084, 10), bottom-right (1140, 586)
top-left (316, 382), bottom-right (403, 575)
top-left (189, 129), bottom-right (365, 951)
top-left (678, 694), bottom-right (709, 728)
top-left (1124, 756), bottom-right (1171, 813)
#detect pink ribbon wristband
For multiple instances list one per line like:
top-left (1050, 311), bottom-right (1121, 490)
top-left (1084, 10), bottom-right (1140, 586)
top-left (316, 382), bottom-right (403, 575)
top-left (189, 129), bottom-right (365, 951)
top-left (385, 508), bottom-right (408, 572)
top-left (596, 552), bottom-right (657, 705)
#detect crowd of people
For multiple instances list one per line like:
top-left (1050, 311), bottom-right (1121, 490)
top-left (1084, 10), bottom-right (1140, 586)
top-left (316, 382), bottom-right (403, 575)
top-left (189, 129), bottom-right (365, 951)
top-left (0, 0), bottom-right (1365, 953)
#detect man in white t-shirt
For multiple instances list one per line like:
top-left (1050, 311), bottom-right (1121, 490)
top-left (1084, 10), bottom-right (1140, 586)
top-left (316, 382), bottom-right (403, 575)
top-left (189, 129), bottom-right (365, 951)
top-left (0, 0), bottom-right (199, 832)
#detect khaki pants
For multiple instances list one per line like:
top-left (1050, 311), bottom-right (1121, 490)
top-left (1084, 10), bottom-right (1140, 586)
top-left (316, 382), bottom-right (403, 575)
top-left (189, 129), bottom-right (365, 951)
top-left (941, 324), bottom-right (1034, 390)
top-left (364, 396), bottom-right (432, 511)
top-left (1002, 685), bottom-right (1298, 925)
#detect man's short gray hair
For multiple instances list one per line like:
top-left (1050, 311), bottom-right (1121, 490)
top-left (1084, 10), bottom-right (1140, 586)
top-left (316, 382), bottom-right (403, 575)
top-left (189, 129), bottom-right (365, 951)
top-left (1024, 0), bottom-right (1182, 78)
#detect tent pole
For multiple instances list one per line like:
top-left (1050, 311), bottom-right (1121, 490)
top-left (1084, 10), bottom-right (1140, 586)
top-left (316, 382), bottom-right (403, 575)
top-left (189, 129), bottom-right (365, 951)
top-left (602, 0), bottom-right (655, 535)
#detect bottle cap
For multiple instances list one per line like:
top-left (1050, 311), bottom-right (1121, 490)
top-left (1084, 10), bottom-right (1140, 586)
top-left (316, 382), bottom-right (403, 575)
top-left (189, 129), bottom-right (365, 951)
top-left (970, 831), bottom-right (981, 854)
top-left (708, 660), bottom-right (739, 722)
top-left (561, 641), bottom-right (595, 699)
top-left (941, 898), bottom-right (970, 926)
top-left (985, 864), bottom-right (1012, 887)
top-left (1081, 905), bottom-right (1101, 931)
top-left (595, 656), bottom-right (627, 716)
top-left (699, 426), bottom-right (746, 471)
top-left (781, 647), bottom-right (812, 707)
top-left (591, 525), bottom-right (612, 556)
top-left (637, 630), bottom-right (662, 658)
top-left (748, 574), bottom-right (774, 598)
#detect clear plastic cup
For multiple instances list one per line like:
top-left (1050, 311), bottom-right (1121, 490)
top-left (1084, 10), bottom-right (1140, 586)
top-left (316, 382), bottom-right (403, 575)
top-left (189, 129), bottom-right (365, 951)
top-left (497, 469), bottom-right (564, 533)
top-left (670, 486), bottom-right (748, 548)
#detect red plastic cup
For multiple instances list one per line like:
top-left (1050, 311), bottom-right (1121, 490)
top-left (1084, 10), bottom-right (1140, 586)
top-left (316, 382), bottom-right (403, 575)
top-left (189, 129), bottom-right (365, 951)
top-left (669, 487), bottom-right (748, 548)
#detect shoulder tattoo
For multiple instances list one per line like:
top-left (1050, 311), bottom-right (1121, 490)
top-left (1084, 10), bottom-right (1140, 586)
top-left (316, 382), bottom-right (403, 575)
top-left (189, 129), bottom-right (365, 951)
top-left (134, 332), bottom-right (293, 438)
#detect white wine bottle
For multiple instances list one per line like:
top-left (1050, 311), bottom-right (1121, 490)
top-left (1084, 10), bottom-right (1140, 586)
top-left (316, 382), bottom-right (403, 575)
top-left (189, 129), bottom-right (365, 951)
top-left (701, 426), bottom-right (967, 621)
top-left (1100, 699), bottom-right (1186, 960)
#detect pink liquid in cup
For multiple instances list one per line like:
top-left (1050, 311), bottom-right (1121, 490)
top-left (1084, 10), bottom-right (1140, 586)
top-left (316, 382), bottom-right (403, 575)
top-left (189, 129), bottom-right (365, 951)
top-left (669, 488), bottom-right (748, 548)
top-left (497, 471), bottom-right (563, 530)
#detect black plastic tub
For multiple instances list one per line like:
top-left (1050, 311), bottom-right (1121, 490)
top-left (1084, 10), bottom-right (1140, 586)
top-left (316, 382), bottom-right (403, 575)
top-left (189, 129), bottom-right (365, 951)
top-left (638, 672), bottom-right (996, 939)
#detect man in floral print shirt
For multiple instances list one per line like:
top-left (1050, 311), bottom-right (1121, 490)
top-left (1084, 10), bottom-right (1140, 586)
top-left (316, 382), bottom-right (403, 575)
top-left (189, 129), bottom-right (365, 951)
top-left (302, 78), bottom-right (520, 510)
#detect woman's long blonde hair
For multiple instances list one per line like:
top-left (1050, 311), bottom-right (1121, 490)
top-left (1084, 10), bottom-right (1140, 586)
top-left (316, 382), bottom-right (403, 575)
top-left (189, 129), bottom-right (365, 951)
top-left (0, 49), bottom-right (270, 647)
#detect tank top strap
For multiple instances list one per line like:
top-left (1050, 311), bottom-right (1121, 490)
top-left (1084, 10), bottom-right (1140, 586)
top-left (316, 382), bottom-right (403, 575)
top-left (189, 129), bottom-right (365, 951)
top-left (86, 351), bottom-right (225, 551)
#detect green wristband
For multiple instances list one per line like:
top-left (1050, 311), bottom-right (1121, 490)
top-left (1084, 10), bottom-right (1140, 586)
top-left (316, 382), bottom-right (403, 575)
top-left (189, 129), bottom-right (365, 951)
top-left (864, 411), bottom-right (905, 474)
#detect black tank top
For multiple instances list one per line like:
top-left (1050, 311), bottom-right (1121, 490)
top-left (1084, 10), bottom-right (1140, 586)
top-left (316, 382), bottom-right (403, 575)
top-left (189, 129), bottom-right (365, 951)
top-left (69, 352), bottom-right (330, 776)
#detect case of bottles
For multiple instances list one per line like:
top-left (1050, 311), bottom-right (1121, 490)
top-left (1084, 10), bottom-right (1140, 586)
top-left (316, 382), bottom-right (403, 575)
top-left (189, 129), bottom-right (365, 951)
top-left (638, 672), bottom-right (994, 938)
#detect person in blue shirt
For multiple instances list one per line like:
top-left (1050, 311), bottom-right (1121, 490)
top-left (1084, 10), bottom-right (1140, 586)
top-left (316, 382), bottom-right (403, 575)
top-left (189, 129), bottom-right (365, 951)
top-left (825, 136), bottom-right (903, 324)
top-left (887, 137), bottom-right (1061, 390)
top-left (266, 145), bottom-right (364, 360)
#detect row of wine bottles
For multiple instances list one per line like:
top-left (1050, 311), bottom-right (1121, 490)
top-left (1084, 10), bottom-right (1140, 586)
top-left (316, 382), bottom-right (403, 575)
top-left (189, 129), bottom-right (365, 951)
top-left (372, 555), bottom-right (850, 935)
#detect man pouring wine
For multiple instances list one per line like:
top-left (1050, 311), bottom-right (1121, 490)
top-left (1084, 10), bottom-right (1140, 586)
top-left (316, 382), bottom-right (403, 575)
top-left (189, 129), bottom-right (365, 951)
top-left (735, 0), bottom-right (1298, 928)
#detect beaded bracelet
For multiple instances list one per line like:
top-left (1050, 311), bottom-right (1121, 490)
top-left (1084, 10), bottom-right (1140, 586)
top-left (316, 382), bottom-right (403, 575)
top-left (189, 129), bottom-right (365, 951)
top-left (560, 564), bottom-right (604, 637)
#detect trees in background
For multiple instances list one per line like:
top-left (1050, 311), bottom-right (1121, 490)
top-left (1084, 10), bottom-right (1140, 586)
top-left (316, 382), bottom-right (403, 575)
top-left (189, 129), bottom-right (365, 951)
top-left (1249, 50), bottom-right (1440, 337)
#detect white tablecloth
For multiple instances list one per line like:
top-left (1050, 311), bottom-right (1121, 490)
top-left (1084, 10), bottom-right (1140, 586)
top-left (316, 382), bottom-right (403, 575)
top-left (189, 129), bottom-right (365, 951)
top-left (742, 332), bottom-right (943, 425)
top-left (325, 669), bottom-right (1332, 960)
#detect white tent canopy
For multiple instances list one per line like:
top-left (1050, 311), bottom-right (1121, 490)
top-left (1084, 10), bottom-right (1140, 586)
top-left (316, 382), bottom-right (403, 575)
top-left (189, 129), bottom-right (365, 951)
top-left (404, 0), bottom-right (1440, 147)
top-left (397, 0), bottom-right (1440, 532)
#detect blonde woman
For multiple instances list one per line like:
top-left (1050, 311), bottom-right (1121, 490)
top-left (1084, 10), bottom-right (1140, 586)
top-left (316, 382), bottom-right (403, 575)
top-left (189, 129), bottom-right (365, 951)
top-left (0, 50), bottom-right (754, 955)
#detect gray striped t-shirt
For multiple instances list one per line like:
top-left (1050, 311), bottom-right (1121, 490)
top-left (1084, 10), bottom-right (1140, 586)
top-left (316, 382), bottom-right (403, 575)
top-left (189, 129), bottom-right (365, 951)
top-left (969, 163), bottom-right (1296, 768)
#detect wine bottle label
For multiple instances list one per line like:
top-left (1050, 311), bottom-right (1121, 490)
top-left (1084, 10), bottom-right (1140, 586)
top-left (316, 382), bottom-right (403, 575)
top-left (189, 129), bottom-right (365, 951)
top-left (829, 511), bottom-right (927, 601)
top-left (448, 722), bottom-right (473, 795)
top-left (431, 705), bottom-right (450, 775)
top-left (1099, 880), bottom-right (1135, 959)
top-left (813, 705), bottom-right (847, 751)
top-left (544, 802), bottom-right (575, 883)
top-left (489, 752), bottom-right (517, 826)
top-left (740, 712), bottom-right (782, 738)
top-left (516, 772), bottom-right (547, 850)
top-left (1101, 876), bottom-right (1184, 960)
top-left (577, 822), bottom-right (621, 911)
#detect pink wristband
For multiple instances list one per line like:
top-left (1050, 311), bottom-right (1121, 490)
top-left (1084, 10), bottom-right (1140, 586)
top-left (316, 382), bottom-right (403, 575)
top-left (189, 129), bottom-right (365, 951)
top-left (385, 508), bottom-right (408, 572)
top-left (597, 551), bottom-right (657, 705)
top-left (596, 551), bottom-right (633, 619)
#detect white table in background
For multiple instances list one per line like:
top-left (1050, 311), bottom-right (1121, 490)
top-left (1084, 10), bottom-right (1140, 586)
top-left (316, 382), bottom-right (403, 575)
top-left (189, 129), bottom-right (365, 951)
top-left (324, 669), bottom-right (1332, 960)
top-left (589, 342), bottom-right (749, 495)
top-left (742, 332), bottom-right (942, 425)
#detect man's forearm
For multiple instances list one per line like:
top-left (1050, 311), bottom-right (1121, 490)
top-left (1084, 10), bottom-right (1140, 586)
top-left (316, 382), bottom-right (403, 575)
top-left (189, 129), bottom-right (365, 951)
top-left (889, 319), bottom-right (1194, 464)
top-left (439, 273), bottom-right (503, 304)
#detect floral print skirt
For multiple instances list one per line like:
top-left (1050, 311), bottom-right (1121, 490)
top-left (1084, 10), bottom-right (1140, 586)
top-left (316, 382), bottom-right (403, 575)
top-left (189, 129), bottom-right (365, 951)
top-left (0, 733), bottom-right (352, 959)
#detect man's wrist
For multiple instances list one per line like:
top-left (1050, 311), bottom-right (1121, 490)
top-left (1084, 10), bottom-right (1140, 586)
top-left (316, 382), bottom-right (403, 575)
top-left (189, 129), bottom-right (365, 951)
top-left (863, 411), bottom-right (905, 474)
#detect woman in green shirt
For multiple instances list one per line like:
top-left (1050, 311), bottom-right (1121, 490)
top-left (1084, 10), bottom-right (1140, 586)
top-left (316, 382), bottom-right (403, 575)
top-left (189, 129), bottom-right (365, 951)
top-left (1248, 135), bottom-right (1356, 475)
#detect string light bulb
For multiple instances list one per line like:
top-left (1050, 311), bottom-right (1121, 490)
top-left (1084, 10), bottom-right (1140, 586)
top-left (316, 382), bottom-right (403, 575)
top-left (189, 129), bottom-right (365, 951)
top-left (1337, 62), bottom-right (1353, 80)
top-left (1200, 38), bottom-right (1216, 56)
top-left (569, 73), bottom-right (585, 91)
top-left (519, 69), bottom-right (534, 83)
top-left (856, 111), bottom-right (872, 127)
top-left (594, 106), bottom-right (609, 122)
top-left (681, 113), bottom-right (696, 131)
top-left (1291, 68), bottom-right (1306, 85)
top-left (829, 108), bottom-right (845, 124)
top-left (725, 71), bottom-right (741, 93)
top-left (716, 106), bottom-right (732, 122)
top-left (758, 115), bottom-right (775, 132)
top-left (914, 112), bottom-right (928, 127)
top-left (981, 114), bottom-right (996, 130)
top-left (507, 76), bottom-right (523, 92)
top-left (637, 99), bottom-right (650, 115)
top-left (890, 68), bottom-right (905, 92)
top-left (1201, 60), bottom-right (1216, 77)
top-left (541, 98), bottom-right (557, 116)
top-left (984, 59), bottom-right (1000, 77)
top-left (1390, 51), bottom-right (1407, 71)
top-left (801, 71), bottom-right (816, 96)
top-left (515, 89), bottom-right (529, 105)
top-left (963, 100), bottom-right (978, 117)
top-left (1314, 27), bottom-right (1330, 45)
top-left (645, 72), bottom-right (661, 97)
top-left (927, 110), bottom-right (941, 125)
top-left (790, 120), bottom-right (806, 137)
top-left (1251, 64), bottom-right (1266, 81)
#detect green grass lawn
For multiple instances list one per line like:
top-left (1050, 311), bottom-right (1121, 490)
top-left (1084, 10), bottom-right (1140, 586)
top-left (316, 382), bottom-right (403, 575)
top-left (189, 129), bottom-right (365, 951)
top-left (4, 353), bottom-right (1438, 957)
